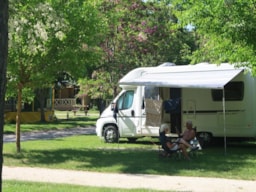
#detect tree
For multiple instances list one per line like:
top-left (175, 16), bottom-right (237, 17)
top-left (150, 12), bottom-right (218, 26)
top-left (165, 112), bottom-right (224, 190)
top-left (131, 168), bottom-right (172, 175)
top-left (8, 0), bottom-right (105, 152)
top-left (81, 0), bottom-right (196, 104)
top-left (0, 0), bottom-right (8, 191)
top-left (173, 0), bottom-right (256, 74)
top-left (8, 0), bottom-right (69, 152)
top-left (78, 70), bottom-right (119, 113)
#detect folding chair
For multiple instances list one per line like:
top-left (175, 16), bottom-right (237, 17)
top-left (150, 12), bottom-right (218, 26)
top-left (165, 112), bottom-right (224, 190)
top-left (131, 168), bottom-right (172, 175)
top-left (158, 131), bottom-right (182, 159)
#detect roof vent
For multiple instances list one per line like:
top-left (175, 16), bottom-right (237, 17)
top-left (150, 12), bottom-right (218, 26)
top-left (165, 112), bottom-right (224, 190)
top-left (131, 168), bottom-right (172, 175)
top-left (158, 62), bottom-right (176, 67)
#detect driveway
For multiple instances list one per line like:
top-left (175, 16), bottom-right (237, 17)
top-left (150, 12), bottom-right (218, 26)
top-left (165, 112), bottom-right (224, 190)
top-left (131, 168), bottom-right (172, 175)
top-left (3, 127), bottom-right (96, 143)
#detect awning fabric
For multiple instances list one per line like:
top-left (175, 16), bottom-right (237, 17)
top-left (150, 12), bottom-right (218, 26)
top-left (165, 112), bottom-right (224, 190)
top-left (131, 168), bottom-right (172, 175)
top-left (119, 64), bottom-right (244, 89)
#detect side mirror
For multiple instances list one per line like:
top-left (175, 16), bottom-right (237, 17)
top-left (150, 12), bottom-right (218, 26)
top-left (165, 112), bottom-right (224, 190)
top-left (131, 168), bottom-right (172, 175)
top-left (111, 102), bottom-right (116, 111)
top-left (111, 102), bottom-right (119, 113)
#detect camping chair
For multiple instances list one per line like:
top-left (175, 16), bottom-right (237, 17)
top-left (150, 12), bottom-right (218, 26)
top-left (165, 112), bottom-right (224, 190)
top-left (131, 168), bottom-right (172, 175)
top-left (158, 131), bottom-right (182, 159)
top-left (187, 137), bottom-right (201, 157)
top-left (159, 127), bottom-right (201, 159)
top-left (184, 127), bottom-right (202, 157)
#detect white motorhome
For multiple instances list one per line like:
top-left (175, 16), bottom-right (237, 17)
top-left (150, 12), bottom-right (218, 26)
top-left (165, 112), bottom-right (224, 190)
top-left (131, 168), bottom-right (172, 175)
top-left (96, 63), bottom-right (256, 143)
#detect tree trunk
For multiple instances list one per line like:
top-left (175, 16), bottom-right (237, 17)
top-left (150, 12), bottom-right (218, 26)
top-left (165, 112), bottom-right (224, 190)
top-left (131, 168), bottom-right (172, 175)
top-left (16, 84), bottom-right (22, 153)
top-left (36, 88), bottom-right (48, 122)
top-left (0, 1), bottom-right (9, 191)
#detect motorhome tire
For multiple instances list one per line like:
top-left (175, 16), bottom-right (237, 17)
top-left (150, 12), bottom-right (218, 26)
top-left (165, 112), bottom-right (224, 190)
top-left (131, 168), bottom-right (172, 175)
top-left (127, 138), bottom-right (137, 143)
top-left (197, 132), bottom-right (212, 146)
top-left (104, 126), bottom-right (119, 143)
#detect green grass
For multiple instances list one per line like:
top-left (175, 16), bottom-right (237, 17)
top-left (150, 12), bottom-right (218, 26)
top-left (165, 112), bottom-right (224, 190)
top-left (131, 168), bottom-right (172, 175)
top-left (3, 180), bottom-right (169, 192)
top-left (3, 109), bottom-right (256, 182)
top-left (3, 135), bottom-right (256, 180)
top-left (4, 110), bottom-right (99, 133)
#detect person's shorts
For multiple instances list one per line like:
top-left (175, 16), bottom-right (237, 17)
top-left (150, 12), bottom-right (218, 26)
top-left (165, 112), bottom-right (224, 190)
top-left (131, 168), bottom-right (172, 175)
top-left (170, 143), bottom-right (179, 151)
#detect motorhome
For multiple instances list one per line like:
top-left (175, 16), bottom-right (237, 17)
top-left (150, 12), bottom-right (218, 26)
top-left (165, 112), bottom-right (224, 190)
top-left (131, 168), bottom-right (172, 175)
top-left (96, 63), bottom-right (256, 143)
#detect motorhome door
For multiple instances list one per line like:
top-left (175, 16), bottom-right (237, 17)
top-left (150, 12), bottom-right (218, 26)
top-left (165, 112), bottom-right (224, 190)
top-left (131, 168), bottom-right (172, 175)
top-left (116, 90), bottom-right (136, 136)
top-left (170, 88), bottom-right (182, 133)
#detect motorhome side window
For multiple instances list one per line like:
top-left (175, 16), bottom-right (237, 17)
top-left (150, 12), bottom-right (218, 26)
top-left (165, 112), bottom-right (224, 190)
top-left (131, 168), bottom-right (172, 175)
top-left (117, 90), bottom-right (134, 110)
top-left (145, 86), bottom-right (159, 99)
top-left (211, 81), bottom-right (244, 101)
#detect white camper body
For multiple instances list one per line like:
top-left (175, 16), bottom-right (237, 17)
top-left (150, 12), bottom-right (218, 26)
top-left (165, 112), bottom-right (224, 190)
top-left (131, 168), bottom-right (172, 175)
top-left (96, 63), bottom-right (256, 143)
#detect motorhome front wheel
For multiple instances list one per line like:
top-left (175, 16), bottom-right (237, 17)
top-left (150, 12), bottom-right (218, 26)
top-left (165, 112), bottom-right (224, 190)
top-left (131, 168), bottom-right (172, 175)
top-left (104, 125), bottom-right (119, 143)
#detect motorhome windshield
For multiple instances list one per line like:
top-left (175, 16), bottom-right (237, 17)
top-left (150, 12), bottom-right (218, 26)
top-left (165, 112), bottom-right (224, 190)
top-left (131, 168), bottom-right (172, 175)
top-left (117, 90), bottom-right (134, 110)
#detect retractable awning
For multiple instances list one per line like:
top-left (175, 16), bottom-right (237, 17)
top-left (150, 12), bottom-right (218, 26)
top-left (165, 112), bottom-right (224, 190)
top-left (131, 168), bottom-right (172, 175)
top-left (119, 68), bottom-right (243, 89)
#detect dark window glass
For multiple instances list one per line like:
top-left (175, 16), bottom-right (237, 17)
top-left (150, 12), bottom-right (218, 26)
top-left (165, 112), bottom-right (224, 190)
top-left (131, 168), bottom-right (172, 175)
top-left (145, 86), bottom-right (159, 99)
top-left (212, 82), bottom-right (244, 101)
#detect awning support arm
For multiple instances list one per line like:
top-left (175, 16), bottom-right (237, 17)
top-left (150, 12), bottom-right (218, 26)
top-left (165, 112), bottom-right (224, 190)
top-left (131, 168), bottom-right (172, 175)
top-left (222, 88), bottom-right (227, 155)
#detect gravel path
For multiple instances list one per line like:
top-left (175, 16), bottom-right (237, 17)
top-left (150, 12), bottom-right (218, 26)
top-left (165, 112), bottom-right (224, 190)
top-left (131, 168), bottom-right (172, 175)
top-left (3, 127), bottom-right (96, 143)
top-left (3, 127), bottom-right (256, 191)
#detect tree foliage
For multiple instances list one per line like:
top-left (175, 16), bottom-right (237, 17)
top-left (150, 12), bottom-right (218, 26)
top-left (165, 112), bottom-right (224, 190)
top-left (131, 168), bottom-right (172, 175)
top-left (80, 0), bottom-right (196, 102)
top-left (48, 0), bottom-right (106, 77)
top-left (8, 0), bottom-right (69, 95)
top-left (100, 0), bottom-right (194, 69)
top-left (173, 0), bottom-right (256, 74)
top-left (8, 0), bottom-right (106, 100)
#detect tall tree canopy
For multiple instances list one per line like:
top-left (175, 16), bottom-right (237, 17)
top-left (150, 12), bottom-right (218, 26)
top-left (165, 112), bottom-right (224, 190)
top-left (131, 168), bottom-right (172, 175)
top-left (100, 0), bottom-right (194, 70)
top-left (81, 0), bottom-right (196, 101)
top-left (173, 0), bottom-right (256, 74)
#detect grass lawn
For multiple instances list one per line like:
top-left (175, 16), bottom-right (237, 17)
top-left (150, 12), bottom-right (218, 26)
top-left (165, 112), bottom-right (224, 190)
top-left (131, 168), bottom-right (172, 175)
top-left (3, 109), bottom-right (256, 183)
top-left (4, 110), bottom-right (99, 133)
top-left (3, 134), bottom-right (256, 181)
top-left (3, 180), bottom-right (170, 192)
